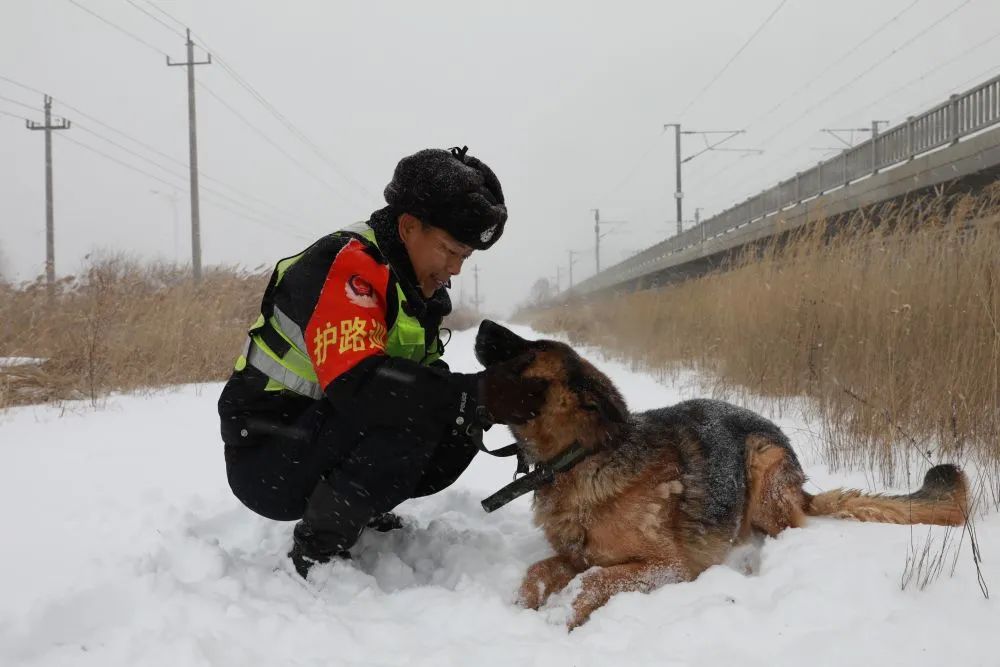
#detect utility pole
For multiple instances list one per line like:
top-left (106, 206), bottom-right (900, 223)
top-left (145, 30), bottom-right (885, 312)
top-left (664, 123), bottom-right (759, 237)
top-left (668, 123), bottom-right (682, 237)
top-left (567, 249), bottom-right (579, 289)
top-left (591, 208), bottom-right (627, 274)
top-left (167, 28), bottom-right (211, 283)
top-left (472, 265), bottom-right (482, 311)
top-left (553, 265), bottom-right (562, 293)
top-left (151, 189), bottom-right (181, 262)
top-left (593, 208), bottom-right (600, 273)
top-left (26, 95), bottom-right (71, 298)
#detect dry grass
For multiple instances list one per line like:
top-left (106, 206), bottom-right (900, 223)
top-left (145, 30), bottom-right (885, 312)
top-left (0, 254), bottom-right (485, 408)
top-left (526, 187), bottom-right (1000, 491)
top-left (0, 254), bottom-right (267, 408)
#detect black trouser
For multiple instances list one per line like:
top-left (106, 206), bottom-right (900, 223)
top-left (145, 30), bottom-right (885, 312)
top-left (223, 398), bottom-right (478, 524)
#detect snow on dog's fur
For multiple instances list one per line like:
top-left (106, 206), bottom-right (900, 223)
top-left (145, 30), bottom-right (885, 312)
top-left (474, 320), bottom-right (969, 629)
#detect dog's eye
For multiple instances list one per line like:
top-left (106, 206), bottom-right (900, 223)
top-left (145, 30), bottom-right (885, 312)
top-left (582, 403), bottom-right (601, 413)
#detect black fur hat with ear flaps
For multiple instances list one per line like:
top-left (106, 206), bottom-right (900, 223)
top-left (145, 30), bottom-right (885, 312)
top-left (383, 146), bottom-right (507, 251)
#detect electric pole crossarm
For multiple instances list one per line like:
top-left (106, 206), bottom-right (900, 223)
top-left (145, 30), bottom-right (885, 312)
top-left (665, 122), bottom-right (761, 237)
top-left (26, 120), bottom-right (71, 131)
top-left (821, 128), bottom-right (871, 148)
top-left (472, 265), bottom-right (483, 310)
top-left (166, 54), bottom-right (212, 66)
top-left (705, 147), bottom-right (763, 154)
top-left (682, 131), bottom-right (749, 163)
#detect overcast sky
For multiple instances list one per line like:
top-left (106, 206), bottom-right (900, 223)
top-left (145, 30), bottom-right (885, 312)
top-left (2, 0), bottom-right (999, 314)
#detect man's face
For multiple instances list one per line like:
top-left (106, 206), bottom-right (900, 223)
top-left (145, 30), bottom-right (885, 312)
top-left (398, 214), bottom-right (474, 298)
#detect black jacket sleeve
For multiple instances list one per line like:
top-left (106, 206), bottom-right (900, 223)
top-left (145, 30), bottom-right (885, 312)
top-left (326, 355), bottom-right (481, 442)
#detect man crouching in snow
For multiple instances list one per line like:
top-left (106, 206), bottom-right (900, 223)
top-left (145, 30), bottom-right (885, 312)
top-left (218, 146), bottom-right (547, 578)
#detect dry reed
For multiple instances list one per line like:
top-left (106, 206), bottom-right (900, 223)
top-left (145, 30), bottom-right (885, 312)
top-left (526, 187), bottom-right (1000, 490)
top-left (0, 254), bottom-right (267, 407)
top-left (0, 254), bottom-right (483, 408)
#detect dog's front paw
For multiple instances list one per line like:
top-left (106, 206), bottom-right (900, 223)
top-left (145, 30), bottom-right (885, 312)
top-left (516, 574), bottom-right (547, 610)
top-left (518, 556), bottom-right (580, 611)
top-left (567, 591), bottom-right (598, 630)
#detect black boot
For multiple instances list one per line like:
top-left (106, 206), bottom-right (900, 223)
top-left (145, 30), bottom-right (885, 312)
top-left (366, 511), bottom-right (405, 532)
top-left (288, 521), bottom-right (352, 578)
top-left (289, 475), bottom-right (373, 579)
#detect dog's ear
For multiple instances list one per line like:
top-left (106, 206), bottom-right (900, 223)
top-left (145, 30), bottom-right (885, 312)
top-left (475, 320), bottom-right (533, 367)
top-left (580, 387), bottom-right (628, 425)
top-left (571, 371), bottom-right (628, 426)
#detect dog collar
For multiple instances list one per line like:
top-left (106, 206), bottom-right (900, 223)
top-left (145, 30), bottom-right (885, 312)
top-left (480, 442), bottom-right (591, 513)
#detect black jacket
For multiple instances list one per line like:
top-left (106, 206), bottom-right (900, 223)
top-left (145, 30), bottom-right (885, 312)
top-left (218, 208), bottom-right (479, 450)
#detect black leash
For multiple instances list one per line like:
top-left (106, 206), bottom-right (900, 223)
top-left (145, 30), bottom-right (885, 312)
top-left (480, 442), bottom-right (592, 513)
top-left (476, 439), bottom-right (530, 476)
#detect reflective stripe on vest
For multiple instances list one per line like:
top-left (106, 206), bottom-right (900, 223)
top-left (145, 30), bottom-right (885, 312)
top-left (246, 343), bottom-right (323, 400)
top-left (237, 222), bottom-right (441, 398)
top-left (272, 304), bottom-right (309, 354)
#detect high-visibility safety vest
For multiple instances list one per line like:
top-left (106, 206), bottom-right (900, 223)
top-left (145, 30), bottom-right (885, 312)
top-left (234, 222), bottom-right (443, 400)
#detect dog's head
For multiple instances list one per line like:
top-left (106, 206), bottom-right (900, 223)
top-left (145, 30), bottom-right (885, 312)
top-left (475, 320), bottom-right (628, 462)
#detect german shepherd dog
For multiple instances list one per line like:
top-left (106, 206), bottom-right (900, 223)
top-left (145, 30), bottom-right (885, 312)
top-left (474, 321), bottom-right (968, 629)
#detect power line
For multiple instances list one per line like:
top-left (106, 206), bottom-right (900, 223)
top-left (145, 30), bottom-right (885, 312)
top-left (63, 100), bottom-right (301, 220)
top-left (124, 0), bottom-right (184, 38)
top-left (73, 122), bottom-right (315, 236)
top-left (139, 0), bottom-right (374, 204)
top-left (1, 72), bottom-right (310, 223)
top-left (606, 1), bottom-right (788, 201)
top-left (68, 100), bottom-right (303, 221)
top-left (210, 55), bottom-right (376, 205)
top-left (196, 80), bottom-right (358, 205)
top-left (676, 0), bottom-right (788, 119)
top-left (65, 0), bottom-right (168, 56)
top-left (906, 63), bottom-right (1000, 115)
top-left (0, 73), bottom-right (44, 96)
top-left (825, 25), bottom-right (1000, 128)
top-left (135, 0), bottom-right (187, 32)
top-left (0, 93), bottom-right (38, 112)
top-left (63, 2), bottom-right (323, 246)
top-left (696, 57), bottom-right (996, 224)
top-left (72, 1), bottom-right (372, 210)
top-left (0, 107), bottom-right (28, 121)
top-left (689, 0), bottom-right (976, 196)
top-left (602, 127), bottom-right (668, 200)
top-left (58, 132), bottom-right (313, 240)
top-left (741, 0), bottom-right (922, 134)
top-left (754, 0), bottom-right (974, 149)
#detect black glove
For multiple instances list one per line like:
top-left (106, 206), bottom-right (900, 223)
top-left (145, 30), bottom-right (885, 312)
top-left (476, 353), bottom-right (549, 425)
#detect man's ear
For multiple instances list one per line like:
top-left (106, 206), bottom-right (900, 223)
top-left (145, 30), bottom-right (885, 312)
top-left (397, 212), bottom-right (421, 244)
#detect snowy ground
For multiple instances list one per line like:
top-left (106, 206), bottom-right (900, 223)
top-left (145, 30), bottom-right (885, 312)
top-left (1, 324), bottom-right (997, 667)
top-left (0, 357), bottom-right (45, 368)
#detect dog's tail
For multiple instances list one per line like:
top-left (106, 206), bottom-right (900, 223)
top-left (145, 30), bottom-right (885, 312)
top-left (804, 464), bottom-right (968, 527)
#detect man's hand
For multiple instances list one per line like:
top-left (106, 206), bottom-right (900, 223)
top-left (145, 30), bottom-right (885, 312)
top-left (477, 353), bottom-right (549, 425)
